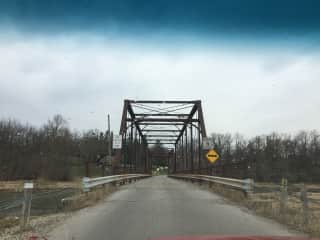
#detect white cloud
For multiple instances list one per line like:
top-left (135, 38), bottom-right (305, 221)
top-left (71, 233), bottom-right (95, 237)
top-left (0, 35), bottom-right (319, 136)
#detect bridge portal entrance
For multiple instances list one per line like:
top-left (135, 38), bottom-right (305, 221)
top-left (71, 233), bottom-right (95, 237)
top-left (115, 100), bottom-right (210, 175)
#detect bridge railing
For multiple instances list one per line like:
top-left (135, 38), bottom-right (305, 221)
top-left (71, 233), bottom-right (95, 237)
top-left (169, 174), bottom-right (254, 195)
top-left (82, 174), bottom-right (150, 191)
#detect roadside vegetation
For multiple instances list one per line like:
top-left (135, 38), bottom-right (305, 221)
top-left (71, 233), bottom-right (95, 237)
top-left (1, 115), bottom-right (320, 183)
top-left (0, 114), bottom-right (110, 181)
top-left (209, 131), bottom-right (320, 183)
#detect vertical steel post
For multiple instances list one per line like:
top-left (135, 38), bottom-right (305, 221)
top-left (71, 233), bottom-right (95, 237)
top-left (121, 131), bottom-right (125, 173)
top-left (130, 123), bottom-right (133, 173)
top-left (185, 128), bottom-right (188, 171)
top-left (134, 127), bottom-right (137, 172)
top-left (147, 147), bottom-right (150, 173)
top-left (144, 143), bottom-right (147, 173)
top-left (181, 134), bottom-right (184, 172)
top-left (167, 152), bottom-right (170, 173)
top-left (190, 124), bottom-right (194, 173)
top-left (174, 143), bottom-right (177, 173)
top-left (124, 127), bottom-right (128, 173)
top-left (198, 122), bottom-right (201, 173)
top-left (138, 134), bottom-right (141, 172)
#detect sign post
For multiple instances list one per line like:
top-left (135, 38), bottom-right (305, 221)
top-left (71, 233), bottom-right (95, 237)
top-left (205, 149), bottom-right (219, 164)
top-left (202, 137), bottom-right (213, 150)
top-left (202, 138), bottom-right (219, 175)
top-left (111, 134), bottom-right (122, 174)
top-left (112, 134), bottom-right (122, 149)
top-left (20, 182), bottom-right (33, 231)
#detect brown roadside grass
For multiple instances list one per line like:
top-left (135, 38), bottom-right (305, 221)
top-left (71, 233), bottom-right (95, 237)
top-left (0, 183), bottom-right (119, 238)
top-left (0, 180), bottom-right (81, 191)
top-left (198, 181), bottom-right (320, 237)
top-left (61, 184), bottom-right (118, 211)
top-left (0, 217), bottom-right (19, 230)
top-left (247, 193), bottom-right (320, 237)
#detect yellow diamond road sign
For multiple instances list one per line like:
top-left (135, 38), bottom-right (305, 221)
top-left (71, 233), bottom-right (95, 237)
top-left (206, 149), bottom-right (219, 164)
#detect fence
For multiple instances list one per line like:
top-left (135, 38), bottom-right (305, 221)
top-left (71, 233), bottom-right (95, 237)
top-left (0, 174), bottom-right (150, 235)
top-left (252, 180), bottom-right (320, 234)
top-left (0, 188), bottom-right (79, 217)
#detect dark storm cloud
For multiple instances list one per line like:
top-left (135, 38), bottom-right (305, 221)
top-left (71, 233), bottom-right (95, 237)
top-left (0, 0), bottom-right (320, 36)
top-left (1, 1), bottom-right (320, 134)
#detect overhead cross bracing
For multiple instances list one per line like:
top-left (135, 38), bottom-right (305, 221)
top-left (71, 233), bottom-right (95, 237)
top-left (118, 100), bottom-right (208, 174)
top-left (120, 100), bottom-right (207, 145)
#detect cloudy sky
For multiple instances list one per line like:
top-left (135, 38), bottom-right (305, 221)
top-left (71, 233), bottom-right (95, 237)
top-left (0, 0), bottom-right (319, 136)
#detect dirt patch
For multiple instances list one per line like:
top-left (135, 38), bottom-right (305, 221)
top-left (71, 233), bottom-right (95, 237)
top-left (0, 213), bottom-right (68, 240)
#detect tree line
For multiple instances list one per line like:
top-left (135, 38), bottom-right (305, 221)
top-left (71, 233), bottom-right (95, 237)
top-left (210, 131), bottom-right (320, 182)
top-left (0, 114), bottom-right (110, 181)
top-left (1, 114), bottom-right (319, 182)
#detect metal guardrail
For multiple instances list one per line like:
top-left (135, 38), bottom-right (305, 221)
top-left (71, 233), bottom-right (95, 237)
top-left (169, 174), bottom-right (254, 194)
top-left (82, 174), bottom-right (150, 191)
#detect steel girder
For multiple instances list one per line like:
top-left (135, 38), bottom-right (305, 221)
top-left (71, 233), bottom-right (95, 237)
top-left (119, 99), bottom-right (207, 174)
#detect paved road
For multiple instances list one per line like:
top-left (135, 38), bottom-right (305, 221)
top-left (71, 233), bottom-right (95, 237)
top-left (49, 176), bottom-right (300, 240)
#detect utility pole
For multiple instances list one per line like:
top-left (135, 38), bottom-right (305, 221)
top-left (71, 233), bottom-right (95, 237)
top-left (102, 114), bottom-right (112, 176)
top-left (108, 114), bottom-right (112, 157)
top-left (103, 114), bottom-right (112, 176)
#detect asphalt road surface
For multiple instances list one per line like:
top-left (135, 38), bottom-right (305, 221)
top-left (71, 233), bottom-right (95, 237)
top-left (49, 176), bottom-right (300, 240)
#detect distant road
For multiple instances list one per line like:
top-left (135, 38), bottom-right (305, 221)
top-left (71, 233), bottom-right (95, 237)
top-left (49, 176), bottom-right (300, 240)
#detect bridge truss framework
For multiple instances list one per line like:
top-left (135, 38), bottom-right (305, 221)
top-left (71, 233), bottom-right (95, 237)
top-left (116, 100), bottom-right (211, 174)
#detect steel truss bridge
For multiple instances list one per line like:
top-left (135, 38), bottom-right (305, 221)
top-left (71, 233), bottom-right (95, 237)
top-left (112, 100), bottom-right (213, 175)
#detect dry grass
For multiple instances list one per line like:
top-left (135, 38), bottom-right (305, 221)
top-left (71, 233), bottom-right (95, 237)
top-left (245, 192), bottom-right (320, 237)
top-left (0, 217), bottom-right (19, 230)
top-left (0, 180), bottom-right (81, 191)
top-left (0, 181), bottom-right (24, 191)
top-left (34, 179), bottom-right (81, 189)
top-left (0, 184), bottom-right (119, 239)
top-left (0, 213), bottom-right (68, 240)
top-left (198, 181), bottom-right (320, 237)
top-left (61, 184), bottom-right (117, 211)
top-left (204, 182), bottom-right (247, 202)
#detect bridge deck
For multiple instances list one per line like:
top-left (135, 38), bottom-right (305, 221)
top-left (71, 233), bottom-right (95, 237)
top-left (49, 176), bottom-right (300, 240)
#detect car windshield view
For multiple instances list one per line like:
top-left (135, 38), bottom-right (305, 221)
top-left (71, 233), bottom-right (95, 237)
top-left (0, 1), bottom-right (320, 240)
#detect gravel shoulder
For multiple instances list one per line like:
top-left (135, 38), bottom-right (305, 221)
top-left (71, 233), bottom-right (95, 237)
top-left (0, 213), bottom-right (70, 240)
